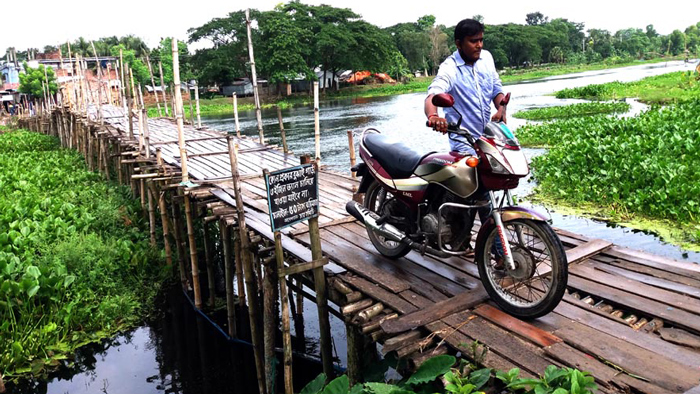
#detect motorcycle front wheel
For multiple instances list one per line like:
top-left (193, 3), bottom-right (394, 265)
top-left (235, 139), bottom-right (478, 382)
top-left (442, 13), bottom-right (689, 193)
top-left (475, 218), bottom-right (567, 319)
top-left (363, 180), bottom-right (412, 259)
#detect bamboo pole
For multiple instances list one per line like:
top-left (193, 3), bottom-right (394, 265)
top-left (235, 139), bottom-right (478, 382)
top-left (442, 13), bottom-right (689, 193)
top-left (194, 80), bottom-right (201, 128)
top-left (90, 41), bottom-right (103, 123)
top-left (158, 61), bottom-right (170, 117)
top-left (119, 49), bottom-right (126, 109)
top-left (314, 82), bottom-right (321, 162)
top-left (147, 180), bottom-right (157, 246)
top-left (277, 106), bottom-right (288, 154)
top-left (154, 183), bottom-right (174, 267)
top-left (202, 222), bottom-right (216, 308)
top-left (307, 160), bottom-right (333, 379)
top-left (172, 37), bottom-right (202, 309)
top-left (187, 86), bottom-right (195, 125)
top-left (125, 62), bottom-right (134, 139)
top-left (146, 53), bottom-right (162, 117)
top-left (276, 232), bottom-right (294, 394)
top-left (232, 93), bottom-right (241, 137)
top-left (245, 9), bottom-right (265, 144)
top-left (220, 221), bottom-right (237, 337)
top-left (234, 230), bottom-right (246, 307)
top-left (172, 197), bottom-right (189, 289)
top-left (227, 136), bottom-right (266, 394)
top-left (136, 82), bottom-right (145, 152)
top-left (347, 130), bottom-right (356, 178)
top-left (262, 250), bottom-right (278, 394)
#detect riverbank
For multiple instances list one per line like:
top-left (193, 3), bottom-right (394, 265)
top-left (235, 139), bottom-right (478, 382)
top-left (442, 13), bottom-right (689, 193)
top-left (517, 71), bottom-right (700, 249)
top-left (0, 129), bottom-right (167, 381)
top-left (148, 56), bottom-right (687, 117)
top-left (556, 70), bottom-right (700, 104)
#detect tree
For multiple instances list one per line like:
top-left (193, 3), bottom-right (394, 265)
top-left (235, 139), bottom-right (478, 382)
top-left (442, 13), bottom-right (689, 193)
top-left (645, 24), bottom-right (658, 39)
top-left (111, 45), bottom-right (151, 87)
top-left (472, 15), bottom-right (484, 23)
top-left (257, 8), bottom-right (314, 85)
top-left (429, 26), bottom-right (450, 74)
top-left (150, 38), bottom-right (193, 87)
top-left (187, 10), bottom-right (250, 86)
top-left (417, 15), bottom-right (436, 31)
top-left (549, 46), bottom-right (565, 63)
top-left (588, 29), bottom-right (614, 58)
top-left (526, 12), bottom-right (548, 26)
top-left (19, 62), bottom-right (58, 97)
top-left (669, 30), bottom-right (686, 55)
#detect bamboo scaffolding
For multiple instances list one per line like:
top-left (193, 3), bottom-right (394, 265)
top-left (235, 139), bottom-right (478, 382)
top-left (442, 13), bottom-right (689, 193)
top-left (90, 41), bottom-right (103, 123)
top-left (277, 106), bottom-right (288, 154)
top-left (172, 38), bottom-right (202, 309)
top-left (146, 53), bottom-right (162, 117)
top-left (314, 82), bottom-right (321, 162)
top-left (194, 80), bottom-right (201, 128)
top-left (227, 136), bottom-right (266, 394)
top-left (220, 221), bottom-right (237, 337)
top-left (245, 9), bottom-right (265, 144)
top-left (158, 61), bottom-right (170, 116)
top-left (233, 93), bottom-right (241, 137)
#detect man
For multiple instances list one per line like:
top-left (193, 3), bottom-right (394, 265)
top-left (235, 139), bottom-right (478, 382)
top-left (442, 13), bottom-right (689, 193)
top-left (423, 18), bottom-right (506, 258)
top-left (425, 18), bottom-right (506, 154)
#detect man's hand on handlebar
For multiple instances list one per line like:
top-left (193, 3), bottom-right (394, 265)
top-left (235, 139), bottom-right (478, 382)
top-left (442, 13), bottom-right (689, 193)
top-left (491, 106), bottom-right (507, 123)
top-left (428, 115), bottom-right (449, 134)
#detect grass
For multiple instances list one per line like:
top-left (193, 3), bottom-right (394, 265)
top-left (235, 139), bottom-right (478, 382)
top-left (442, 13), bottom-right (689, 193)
top-left (0, 130), bottom-right (168, 379)
top-left (513, 102), bottom-right (631, 121)
top-left (147, 56), bottom-right (687, 117)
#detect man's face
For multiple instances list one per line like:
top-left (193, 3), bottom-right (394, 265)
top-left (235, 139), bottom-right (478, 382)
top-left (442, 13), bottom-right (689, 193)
top-left (456, 32), bottom-right (484, 63)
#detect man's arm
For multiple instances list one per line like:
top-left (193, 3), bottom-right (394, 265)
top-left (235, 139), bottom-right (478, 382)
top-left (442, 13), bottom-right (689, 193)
top-left (426, 61), bottom-right (454, 133)
top-left (490, 57), bottom-right (506, 123)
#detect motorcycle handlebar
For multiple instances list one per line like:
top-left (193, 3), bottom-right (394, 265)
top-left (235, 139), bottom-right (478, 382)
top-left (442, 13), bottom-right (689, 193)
top-left (424, 120), bottom-right (463, 134)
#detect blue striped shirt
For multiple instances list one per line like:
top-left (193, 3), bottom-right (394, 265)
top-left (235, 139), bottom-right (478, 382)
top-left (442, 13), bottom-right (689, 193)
top-left (428, 49), bottom-right (503, 153)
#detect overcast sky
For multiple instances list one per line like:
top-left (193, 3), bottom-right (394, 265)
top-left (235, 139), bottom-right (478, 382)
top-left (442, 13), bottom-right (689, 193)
top-left (3, 0), bottom-right (699, 52)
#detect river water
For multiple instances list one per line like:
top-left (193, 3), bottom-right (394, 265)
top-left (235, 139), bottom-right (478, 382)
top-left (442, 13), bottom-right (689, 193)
top-left (12, 60), bottom-right (699, 394)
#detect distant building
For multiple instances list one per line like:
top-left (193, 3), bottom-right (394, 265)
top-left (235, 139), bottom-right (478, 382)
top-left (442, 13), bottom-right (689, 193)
top-left (1, 62), bottom-right (21, 91)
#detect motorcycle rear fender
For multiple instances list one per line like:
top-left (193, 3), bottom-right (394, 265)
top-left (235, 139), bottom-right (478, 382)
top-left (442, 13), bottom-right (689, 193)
top-left (351, 162), bottom-right (374, 193)
top-left (475, 206), bottom-right (549, 246)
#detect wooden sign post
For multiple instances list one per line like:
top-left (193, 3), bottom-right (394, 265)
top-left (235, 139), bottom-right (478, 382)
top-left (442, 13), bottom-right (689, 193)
top-left (263, 160), bottom-right (332, 392)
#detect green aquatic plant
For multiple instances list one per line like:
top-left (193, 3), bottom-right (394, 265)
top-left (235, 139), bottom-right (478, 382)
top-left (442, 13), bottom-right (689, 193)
top-left (0, 130), bottom-right (167, 379)
top-left (513, 102), bottom-right (630, 121)
top-left (517, 99), bottom-right (700, 244)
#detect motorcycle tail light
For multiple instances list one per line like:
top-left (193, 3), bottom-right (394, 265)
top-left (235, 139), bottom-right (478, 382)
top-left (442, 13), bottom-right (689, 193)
top-left (486, 154), bottom-right (510, 174)
top-left (466, 156), bottom-right (479, 167)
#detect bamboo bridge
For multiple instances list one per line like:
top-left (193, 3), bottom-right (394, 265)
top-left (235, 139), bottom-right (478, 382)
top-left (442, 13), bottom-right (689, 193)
top-left (16, 100), bottom-right (700, 394)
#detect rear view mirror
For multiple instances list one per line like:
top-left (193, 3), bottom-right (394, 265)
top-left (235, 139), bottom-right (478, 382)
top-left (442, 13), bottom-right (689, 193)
top-left (432, 93), bottom-right (455, 108)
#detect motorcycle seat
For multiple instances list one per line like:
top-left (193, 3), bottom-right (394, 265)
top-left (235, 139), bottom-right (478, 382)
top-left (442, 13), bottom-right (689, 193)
top-left (364, 133), bottom-right (434, 179)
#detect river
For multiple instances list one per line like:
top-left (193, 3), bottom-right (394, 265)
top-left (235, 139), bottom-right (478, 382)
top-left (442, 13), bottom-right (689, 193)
top-left (11, 60), bottom-right (698, 394)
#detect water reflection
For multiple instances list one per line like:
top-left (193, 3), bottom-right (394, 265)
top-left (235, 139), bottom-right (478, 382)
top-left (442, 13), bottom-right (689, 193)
top-left (10, 287), bottom-right (327, 394)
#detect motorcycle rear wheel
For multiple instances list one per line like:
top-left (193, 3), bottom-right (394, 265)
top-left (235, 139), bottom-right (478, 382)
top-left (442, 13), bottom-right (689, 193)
top-left (475, 219), bottom-right (567, 319)
top-left (363, 180), bottom-right (412, 259)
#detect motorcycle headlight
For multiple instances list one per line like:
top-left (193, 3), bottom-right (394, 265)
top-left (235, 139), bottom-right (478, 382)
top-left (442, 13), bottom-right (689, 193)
top-left (485, 154), bottom-right (510, 174)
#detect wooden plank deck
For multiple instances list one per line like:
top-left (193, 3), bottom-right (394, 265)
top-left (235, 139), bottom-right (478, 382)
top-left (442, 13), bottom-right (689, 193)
top-left (96, 105), bottom-right (700, 393)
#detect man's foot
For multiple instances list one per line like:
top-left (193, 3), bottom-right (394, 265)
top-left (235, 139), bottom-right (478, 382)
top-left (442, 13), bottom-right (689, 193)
top-left (493, 256), bottom-right (505, 270)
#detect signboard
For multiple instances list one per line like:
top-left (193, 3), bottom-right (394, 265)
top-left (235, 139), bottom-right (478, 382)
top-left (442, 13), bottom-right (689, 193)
top-left (265, 164), bottom-right (319, 232)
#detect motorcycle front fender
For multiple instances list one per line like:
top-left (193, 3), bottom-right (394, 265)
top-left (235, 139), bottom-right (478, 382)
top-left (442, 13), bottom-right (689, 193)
top-left (475, 206), bottom-right (549, 246)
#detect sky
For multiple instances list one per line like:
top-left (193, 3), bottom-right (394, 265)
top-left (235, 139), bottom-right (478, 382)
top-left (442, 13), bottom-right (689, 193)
top-left (3, 0), bottom-right (699, 53)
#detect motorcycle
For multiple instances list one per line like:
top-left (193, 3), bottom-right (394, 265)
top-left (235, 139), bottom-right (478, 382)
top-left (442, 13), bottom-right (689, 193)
top-left (345, 93), bottom-right (567, 318)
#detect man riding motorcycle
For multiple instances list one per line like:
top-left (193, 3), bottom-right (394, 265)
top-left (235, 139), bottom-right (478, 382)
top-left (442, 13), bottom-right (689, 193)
top-left (424, 18), bottom-right (507, 259)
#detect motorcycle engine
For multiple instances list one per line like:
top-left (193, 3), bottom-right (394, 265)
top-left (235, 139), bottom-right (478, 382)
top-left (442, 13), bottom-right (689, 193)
top-left (421, 213), bottom-right (452, 245)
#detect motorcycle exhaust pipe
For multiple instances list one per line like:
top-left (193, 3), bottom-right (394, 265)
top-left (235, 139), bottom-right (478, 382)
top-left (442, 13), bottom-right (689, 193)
top-left (346, 201), bottom-right (407, 243)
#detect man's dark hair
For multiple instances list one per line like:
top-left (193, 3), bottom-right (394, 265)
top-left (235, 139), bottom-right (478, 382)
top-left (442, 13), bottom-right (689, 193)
top-left (454, 19), bottom-right (485, 42)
